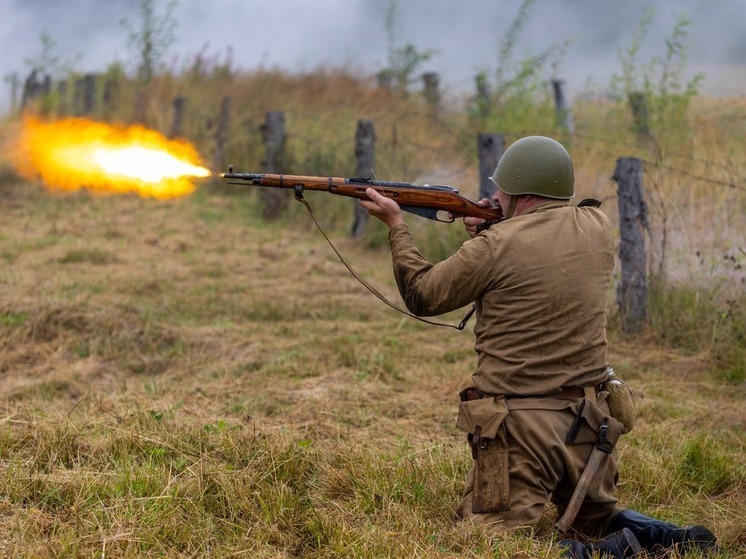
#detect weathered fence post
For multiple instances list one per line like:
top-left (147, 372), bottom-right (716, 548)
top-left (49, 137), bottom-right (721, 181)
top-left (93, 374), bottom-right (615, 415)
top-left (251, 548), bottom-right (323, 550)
top-left (42, 75), bottom-right (52, 98)
top-left (73, 75), bottom-right (96, 115)
top-left (377, 71), bottom-right (392, 90)
top-left (552, 79), bottom-right (574, 134)
top-left (628, 92), bottom-right (652, 140)
top-left (259, 111), bottom-right (289, 219)
top-left (477, 133), bottom-right (504, 201)
top-left (82, 73), bottom-right (97, 115)
top-left (422, 72), bottom-right (441, 112)
top-left (21, 70), bottom-right (44, 110)
top-left (351, 119), bottom-right (376, 238)
top-left (133, 90), bottom-right (147, 124)
top-left (213, 96), bottom-right (231, 171)
top-left (613, 157), bottom-right (649, 334)
top-left (20, 71), bottom-right (34, 110)
top-left (56, 79), bottom-right (68, 116)
top-left (475, 72), bottom-right (491, 118)
top-left (102, 74), bottom-right (118, 117)
top-left (4, 72), bottom-right (20, 115)
top-left (73, 76), bottom-right (85, 115)
top-left (171, 96), bottom-right (186, 139)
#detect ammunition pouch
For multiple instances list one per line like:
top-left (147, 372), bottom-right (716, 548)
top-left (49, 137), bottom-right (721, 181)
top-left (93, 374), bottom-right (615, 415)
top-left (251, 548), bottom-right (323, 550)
top-left (457, 388), bottom-right (511, 513)
top-left (602, 371), bottom-right (636, 434)
top-left (565, 391), bottom-right (624, 449)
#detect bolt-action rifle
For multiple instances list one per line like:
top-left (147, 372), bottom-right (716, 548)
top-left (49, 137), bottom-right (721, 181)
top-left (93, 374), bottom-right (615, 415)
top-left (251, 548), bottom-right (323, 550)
top-left (222, 167), bottom-right (498, 330)
top-left (222, 167), bottom-right (503, 223)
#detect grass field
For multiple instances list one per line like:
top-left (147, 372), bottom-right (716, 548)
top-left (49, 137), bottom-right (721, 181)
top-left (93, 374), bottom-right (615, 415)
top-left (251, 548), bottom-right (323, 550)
top-left (0, 173), bottom-right (743, 557)
top-left (0, 71), bottom-right (745, 557)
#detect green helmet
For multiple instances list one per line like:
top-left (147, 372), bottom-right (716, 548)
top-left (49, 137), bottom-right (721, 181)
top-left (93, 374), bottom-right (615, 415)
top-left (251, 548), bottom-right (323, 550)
top-left (490, 136), bottom-right (574, 199)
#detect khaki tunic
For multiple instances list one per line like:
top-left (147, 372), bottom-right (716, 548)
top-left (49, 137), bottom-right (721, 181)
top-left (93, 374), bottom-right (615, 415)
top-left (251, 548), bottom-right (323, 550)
top-left (388, 201), bottom-right (615, 396)
top-left (388, 201), bottom-right (621, 534)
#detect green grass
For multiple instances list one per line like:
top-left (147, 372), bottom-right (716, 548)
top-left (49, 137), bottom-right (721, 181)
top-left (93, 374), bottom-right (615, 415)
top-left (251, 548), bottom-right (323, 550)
top-left (647, 278), bottom-right (746, 384)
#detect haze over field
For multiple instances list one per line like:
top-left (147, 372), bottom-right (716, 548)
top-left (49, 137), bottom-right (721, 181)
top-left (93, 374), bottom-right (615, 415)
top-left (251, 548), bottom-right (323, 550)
top-left (1, 0), bottom-right (746, 113)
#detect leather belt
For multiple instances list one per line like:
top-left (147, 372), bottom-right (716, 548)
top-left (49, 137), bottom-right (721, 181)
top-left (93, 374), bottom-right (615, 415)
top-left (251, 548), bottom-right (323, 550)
top-left (507, 386), bottom-right (587, 401)
top-left (461, 385), bottom-right (599, 402)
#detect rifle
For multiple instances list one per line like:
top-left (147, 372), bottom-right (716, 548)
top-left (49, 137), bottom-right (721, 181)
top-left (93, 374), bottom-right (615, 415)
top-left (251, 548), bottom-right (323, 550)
top-left (222, 167), bottom-right (503, 223)
top-left (222, 167), bottom-right (495, 330)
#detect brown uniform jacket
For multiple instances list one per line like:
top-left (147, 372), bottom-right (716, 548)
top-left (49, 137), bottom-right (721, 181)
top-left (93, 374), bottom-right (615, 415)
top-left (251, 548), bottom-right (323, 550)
top-left (388, 201), bottom-right (615, 397)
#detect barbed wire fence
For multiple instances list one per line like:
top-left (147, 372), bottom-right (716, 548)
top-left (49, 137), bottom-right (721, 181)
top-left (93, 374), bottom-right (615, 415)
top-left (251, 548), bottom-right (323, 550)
top-left (9, 69), bottom-right (746, 332)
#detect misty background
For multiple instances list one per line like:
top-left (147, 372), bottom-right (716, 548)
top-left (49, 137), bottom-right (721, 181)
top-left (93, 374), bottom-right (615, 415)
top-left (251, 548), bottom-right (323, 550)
top-left (2, 0), bottom-right (745, 113)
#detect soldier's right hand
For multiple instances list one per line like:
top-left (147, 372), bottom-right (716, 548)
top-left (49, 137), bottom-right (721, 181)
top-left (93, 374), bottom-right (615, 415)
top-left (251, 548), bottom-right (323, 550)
top-left (463, 198), bottom-right (492, 238)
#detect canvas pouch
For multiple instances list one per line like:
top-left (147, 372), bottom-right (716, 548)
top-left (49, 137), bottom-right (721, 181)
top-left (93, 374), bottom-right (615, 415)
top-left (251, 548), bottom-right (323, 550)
top-left (603, 368), bottom-right (636, 434)
top-left (457, 390), bottom-right (511, 513)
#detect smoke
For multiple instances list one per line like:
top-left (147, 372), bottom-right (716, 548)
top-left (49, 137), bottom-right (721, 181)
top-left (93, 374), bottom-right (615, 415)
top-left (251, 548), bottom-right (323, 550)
top-left (1, 0), bottom-right (745, 113)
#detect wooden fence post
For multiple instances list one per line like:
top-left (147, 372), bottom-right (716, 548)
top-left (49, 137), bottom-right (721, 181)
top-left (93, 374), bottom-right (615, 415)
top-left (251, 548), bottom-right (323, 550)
top-left (377, 70), bottom-right (392, 90)
top-left (102, 74), bottom-right (119, 118)
top-left (552, 79), bottom-right (574, 134)
top-left (171, 96), bottom-right (186, 139)
top-left (55, 79), bottom-right (68, 116)
top-left (4, 72), bottom-right (20, 115)
top-left (213, 96), bottom-right (231, 171)
top-left (82, 73), bottom-right (97, 115)
top-left (628, 92), bottom-right (652, 140)
top-left (42, 75), bottom-right (52, 98)
top-left (73, 76), bottom-right (84, 115)
top-left (613, 157), bottom-right (649, 334)
top-left (351, 119), bottom-right (376, 238)
top-left (260, 111), bottom-right (289, 219)
top-left (475, 72), bottom-right (491, 118)
top-left (72, 75), bottom-right (96, 115)
top-left (133, 89), bottom-right (148, 124)
top-left (422, 72), bottom-right (440, 112)
top-left (21, 70), bottom-right (44, 110)
top-left (477, 133), bottom-right (504, 201)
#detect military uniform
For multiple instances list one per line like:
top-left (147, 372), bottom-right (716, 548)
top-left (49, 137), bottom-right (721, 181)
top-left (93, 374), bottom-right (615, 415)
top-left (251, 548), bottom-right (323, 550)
top-left (365, 136), bottom-right (717, 557)
top-left (388, 201), bottom-right (622, 535)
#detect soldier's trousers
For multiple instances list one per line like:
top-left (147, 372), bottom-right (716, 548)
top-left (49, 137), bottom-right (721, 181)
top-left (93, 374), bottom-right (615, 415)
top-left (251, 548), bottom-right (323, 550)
top-left (456, 396), bottom-right (622, 537)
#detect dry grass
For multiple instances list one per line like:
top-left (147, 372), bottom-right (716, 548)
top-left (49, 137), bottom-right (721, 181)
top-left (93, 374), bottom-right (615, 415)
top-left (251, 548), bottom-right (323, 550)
top-left (0, 176), bottom-right (743, 557)
top-left (0, 72), bottom-right (745, 557)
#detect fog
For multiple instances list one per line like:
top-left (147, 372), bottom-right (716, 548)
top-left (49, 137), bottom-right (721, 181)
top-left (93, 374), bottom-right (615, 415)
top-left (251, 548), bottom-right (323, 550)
top-left (2, 0), bottom-right (745, 112)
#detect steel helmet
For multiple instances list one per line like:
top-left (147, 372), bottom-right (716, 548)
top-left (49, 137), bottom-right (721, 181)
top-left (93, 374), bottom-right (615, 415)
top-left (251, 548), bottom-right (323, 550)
top-left (490, 136), bottom-right (575, 199)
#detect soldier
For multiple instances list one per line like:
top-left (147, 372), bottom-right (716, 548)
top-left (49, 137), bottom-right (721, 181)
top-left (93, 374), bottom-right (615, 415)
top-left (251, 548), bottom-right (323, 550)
top-left (359, 136), bottom-right (718, 558)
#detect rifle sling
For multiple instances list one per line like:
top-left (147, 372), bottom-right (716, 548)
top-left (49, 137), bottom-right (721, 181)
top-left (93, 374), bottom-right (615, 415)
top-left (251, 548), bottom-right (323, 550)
top-left (293, 187), bottom-right (474, 331)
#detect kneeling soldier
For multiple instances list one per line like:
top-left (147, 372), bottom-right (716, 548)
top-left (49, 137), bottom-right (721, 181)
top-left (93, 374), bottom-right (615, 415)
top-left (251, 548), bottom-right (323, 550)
top-left (360, 136), bottom-right (717, 558)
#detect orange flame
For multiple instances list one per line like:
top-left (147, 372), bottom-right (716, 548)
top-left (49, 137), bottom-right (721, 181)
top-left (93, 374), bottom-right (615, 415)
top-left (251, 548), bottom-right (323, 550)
top-left (12, 116), bottom-right (211, 199)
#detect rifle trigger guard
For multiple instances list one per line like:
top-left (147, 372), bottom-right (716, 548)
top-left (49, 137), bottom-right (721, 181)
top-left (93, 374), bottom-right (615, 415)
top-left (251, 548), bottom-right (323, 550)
top-left (294, 184), bottom-right (304, 201)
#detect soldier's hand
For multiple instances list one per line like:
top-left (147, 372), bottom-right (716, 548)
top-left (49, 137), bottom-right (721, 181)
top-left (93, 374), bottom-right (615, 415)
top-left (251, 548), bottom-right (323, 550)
top-left (359, 188), bottom-right (405, 229)
top-left (463, 198), bottom-right (493, 238)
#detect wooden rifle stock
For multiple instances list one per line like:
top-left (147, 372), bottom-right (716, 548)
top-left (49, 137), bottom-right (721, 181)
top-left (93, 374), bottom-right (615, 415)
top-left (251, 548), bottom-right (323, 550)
top-left (222, 170), bottom-right (503, 223)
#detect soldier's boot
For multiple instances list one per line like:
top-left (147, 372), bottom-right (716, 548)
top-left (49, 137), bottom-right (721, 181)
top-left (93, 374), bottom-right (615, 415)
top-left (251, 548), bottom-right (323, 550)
top-left (608, 509), bottom-right (718, 556)
top-left (559, 528), bottom-right (643, 558)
